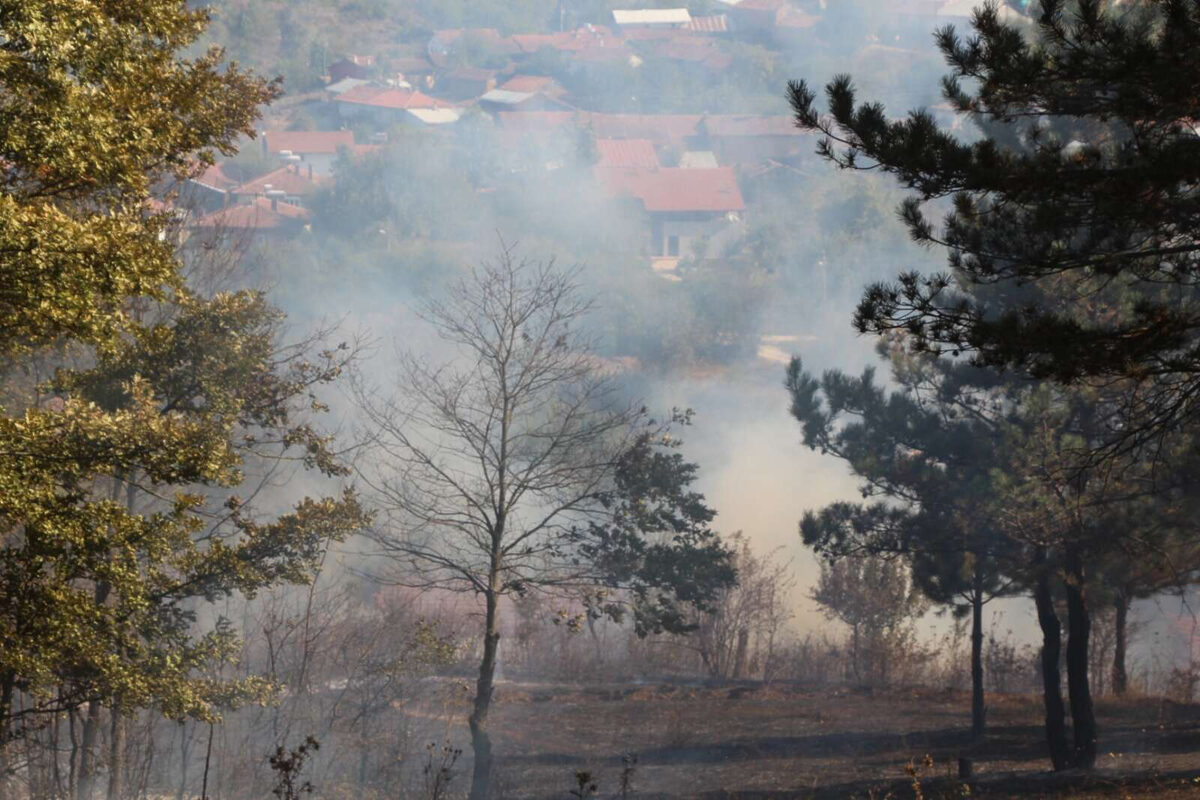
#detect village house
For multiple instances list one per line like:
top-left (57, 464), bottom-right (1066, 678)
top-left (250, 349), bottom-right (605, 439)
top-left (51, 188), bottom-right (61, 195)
top-left (332, 84), bottom-right (460, 126)
top-left (191, 196), bottom-right (311, 238)
top-left (180, 162), bottom-right (239, 213)
top-left (434, 66), bottom-right (500, 100)
top-left (612, 9), bottom-right (693, 28)
top-left (328, 54), bottom-right (375, 83)
top-left (597, 164), bottom-right (745, 259)
top-left (391, 55), bottom-right (436, 90)
top-left (596, 138), bottom-right (661, 170)
top-left (260, 129), bottom-right (355, 177)
top-left (229, 164), bottom-right (323, 208)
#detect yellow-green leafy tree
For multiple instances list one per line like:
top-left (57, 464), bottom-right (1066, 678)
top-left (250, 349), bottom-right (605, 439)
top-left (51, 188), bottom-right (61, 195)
top-left (0, 3), bottom-right (367, 797)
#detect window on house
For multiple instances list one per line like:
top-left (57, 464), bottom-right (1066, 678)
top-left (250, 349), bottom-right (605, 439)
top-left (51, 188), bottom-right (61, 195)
top-left (667, 235), bottom-right (680, 257)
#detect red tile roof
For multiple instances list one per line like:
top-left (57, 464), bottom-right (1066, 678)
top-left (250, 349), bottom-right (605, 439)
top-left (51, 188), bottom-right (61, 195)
top-left (596, 138), bottom-right (660, 169)
top-left (635, 168), bottom-right (744, 212)
top-left (232, 165), bottom-right (323, 197)
top-left (263, 129), bottom-right (355, 155)
top-left (597, 166), bottom-right (744, 213)
top-left (193, 197), bottom-right (310, 230)
top-left (192, 161), bottom-right (239, 191)
top-left (335, 84), bottom-right (447, 110)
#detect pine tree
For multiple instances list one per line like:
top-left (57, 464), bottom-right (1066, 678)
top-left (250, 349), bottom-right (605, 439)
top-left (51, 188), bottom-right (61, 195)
top-left (787, 338), bottom-right (1018, 740)
top-left (788, 0), bottom-right (1200, 452)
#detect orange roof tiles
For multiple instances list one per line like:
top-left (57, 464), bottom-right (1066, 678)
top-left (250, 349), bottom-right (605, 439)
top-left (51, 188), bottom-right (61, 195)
top-left (191, 161), bottom-right (239, 191)
top-left (335, 84), bottom-right (447, 110)
top-left (597, 166), bottom-right (744, 213)
top-left (596, 138), bottom-right (660, 169)
top-left (232, 165), bottom-right (323, 197)
top-left (193, 197), bottom-right (310, 230)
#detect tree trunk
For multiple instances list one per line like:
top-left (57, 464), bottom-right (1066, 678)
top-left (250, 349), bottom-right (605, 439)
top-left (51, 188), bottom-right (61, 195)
top-left (108, 707), bottom-right (126, 799)
top-left (1064, 549), bottom-right (1097, 769)
top-left (0, 671), bottom-right (13, 797)
top-left (1112, 590), bottom-right (1129, 697)
top-left (732, 628), bottom-right (749, 680)
top-left (1033, 558), bottom-right (1071, 771)
top-left (76, 701), bottom-right (102, 800)
top-left (970, 579), bottom-right (986, 740)
top-left (358, 700), bottom-right (370, 793)
top-left (850, 624), bottom-right (860, 684)
top-left (176, 722), bottom-right (191, 800)
top-left (468, 588), bottom-right (501, 800)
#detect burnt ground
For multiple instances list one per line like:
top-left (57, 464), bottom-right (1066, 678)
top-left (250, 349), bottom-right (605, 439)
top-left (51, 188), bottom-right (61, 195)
top-left (413, 681), bottom-right (1200, 799)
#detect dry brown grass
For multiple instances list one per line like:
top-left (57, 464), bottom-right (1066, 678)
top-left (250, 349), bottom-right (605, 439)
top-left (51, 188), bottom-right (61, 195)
top-left (399, 681), bottom-right (1200, 799)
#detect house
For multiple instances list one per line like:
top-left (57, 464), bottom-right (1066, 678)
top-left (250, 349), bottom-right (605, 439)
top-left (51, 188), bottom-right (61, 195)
top-left (478, 88), bottom-right (573, 112)
top-left (435, 66), bottom-right (499, 100)
top-left (392, 55), bottom-right (436, 89)
top-left (326, 77), bottom-right (372, 97)
top-left (693, 115), bottom-right (811, 163)
top-left (261, 130), bottom-right (356, 176)
top-left (612, 9), bottom-right (693, 28)
top-left (404, 108), bottom-right (466, 126)
top-left (596, 138), bottom-right (661, 169)
top-left (191, 196), bottom-right (310, 237)
top-left (230, 164), bottom-right (323, 207)
top-left (181, 161), bottom-right (239, 213)
top-left (597, 166), bottom-right (745, 258)
top-left (332, 84), bottom-right (454, 125)
top-left (329, 55), bottom-right (375, 83)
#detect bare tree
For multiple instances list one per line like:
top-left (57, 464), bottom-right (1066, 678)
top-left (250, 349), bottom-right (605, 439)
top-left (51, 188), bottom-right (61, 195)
top-left (691, 535), bottom-right (794, 681)
top-left (355, 246), bottom-right (655, 800)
